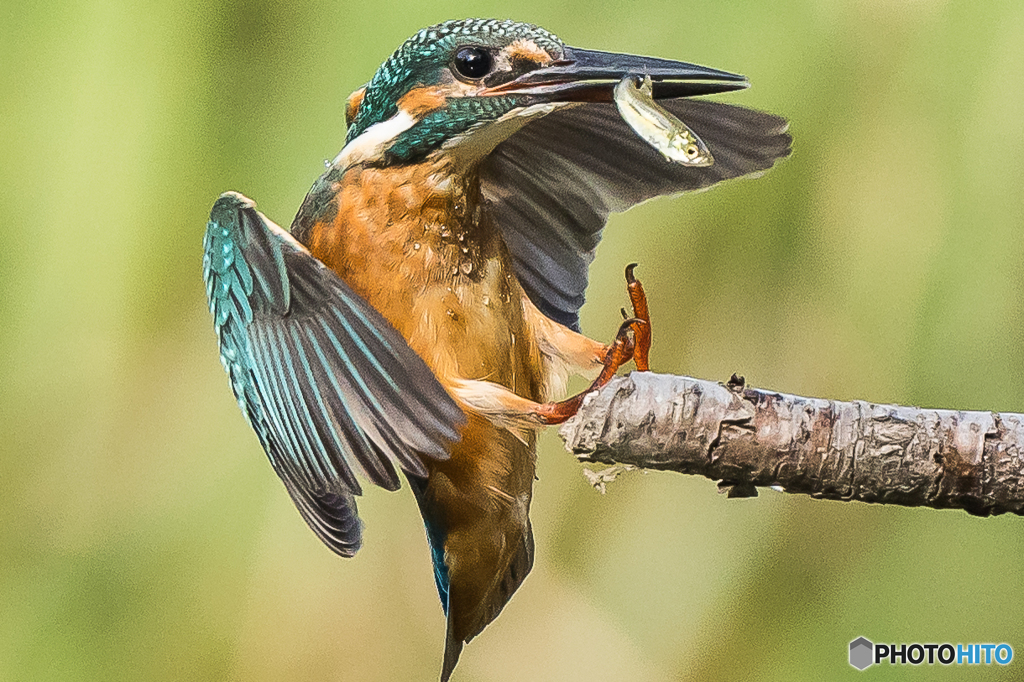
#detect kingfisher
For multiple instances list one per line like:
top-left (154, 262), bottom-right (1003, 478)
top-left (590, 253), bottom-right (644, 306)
top-left (203, 18), bottom-right (789, 680)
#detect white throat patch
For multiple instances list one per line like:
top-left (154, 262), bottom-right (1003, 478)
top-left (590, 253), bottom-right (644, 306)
top-left (333, 110), bottom-right (417, 169)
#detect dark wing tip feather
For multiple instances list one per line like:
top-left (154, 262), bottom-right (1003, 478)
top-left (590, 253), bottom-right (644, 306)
top-left (281, 476), bottom-right (363, 558)
top-left (661, 99), bottom-right (792, 181)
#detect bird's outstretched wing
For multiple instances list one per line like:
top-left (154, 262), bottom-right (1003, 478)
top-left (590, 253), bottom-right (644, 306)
top-left (203, 192), bottom-right (464, 556)
top-left (481, 99), bottom-right (792, 330)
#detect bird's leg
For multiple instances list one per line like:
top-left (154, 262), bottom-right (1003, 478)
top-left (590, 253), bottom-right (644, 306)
top-left (529, 264), bottom-right (653, 424)
top-left (625, 263), bottom-right (651, 372)
top-left (534, 317), bottom-right (644, 425)
top-left (448, 317), bottom-right (645, 433)
top-left (451, 265), bottom-right (654, 431)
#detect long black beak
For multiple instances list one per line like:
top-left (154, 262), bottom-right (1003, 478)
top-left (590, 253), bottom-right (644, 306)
top-left (484, 46), bottom-right (749, 102)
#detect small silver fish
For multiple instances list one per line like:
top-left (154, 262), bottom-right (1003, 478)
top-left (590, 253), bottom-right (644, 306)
top-left (614, 74), bottom-right (714, 167)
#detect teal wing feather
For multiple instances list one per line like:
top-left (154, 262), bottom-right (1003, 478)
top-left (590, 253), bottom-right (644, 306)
top-left (203, 192), bottom-right (464, 556)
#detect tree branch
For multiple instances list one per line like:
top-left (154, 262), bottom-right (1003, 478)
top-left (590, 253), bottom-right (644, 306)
top-left (558, 372), bottom-right (1024, 516)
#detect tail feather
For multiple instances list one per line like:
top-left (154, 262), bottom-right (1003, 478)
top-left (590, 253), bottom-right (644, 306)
top-left (410, 417), bottom-right (539, 681)
top-left (470, 522), bottom-right (534, 640)
top-left (440, 621), bottom-right (464, 682)
top-left (440, 525), bottom-right (535, 681)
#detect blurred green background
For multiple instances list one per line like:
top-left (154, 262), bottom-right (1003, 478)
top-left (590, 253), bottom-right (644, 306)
top-left (3, 0), bottom-right (1023, 680)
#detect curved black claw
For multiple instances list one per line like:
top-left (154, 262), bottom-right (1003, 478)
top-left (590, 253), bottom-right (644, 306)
top-left (618, 316), bottom-right (644, 337)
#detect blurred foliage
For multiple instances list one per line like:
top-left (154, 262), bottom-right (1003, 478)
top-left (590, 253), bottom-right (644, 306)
top-left (2, 0), bottom-right (1023, 680)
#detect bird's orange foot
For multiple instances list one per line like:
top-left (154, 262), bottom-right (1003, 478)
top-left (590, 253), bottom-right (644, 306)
top-left (625, 263), bottom-right (651, 372)
top-left (535, 317), bottom-right (646, 425)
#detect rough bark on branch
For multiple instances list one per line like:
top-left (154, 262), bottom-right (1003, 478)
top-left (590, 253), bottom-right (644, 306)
top-left (558, 372), bottom-right (1024, 517)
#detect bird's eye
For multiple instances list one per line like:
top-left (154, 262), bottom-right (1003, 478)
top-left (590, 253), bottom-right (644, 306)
top-left (453, 47), bottom-right (492, 80)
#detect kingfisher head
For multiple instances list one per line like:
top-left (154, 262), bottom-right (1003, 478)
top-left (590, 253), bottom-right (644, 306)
top-left (336, 18), bottom-right (749, 169)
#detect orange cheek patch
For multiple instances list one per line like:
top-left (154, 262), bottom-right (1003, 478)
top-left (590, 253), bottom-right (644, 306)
top-left (345, 87), bottom-right (365, 126)
top-left (397, 86), bottom-right (447, 118)
top-left (506, 39), bottom-right (551, 65)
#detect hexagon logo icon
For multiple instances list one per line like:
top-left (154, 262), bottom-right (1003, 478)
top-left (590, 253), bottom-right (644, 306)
top-left (850, 637), bottom-right (874, 670)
